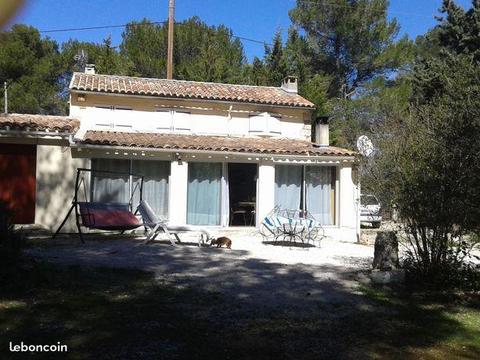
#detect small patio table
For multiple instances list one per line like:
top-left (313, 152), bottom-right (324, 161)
top-left (276, 220), bottom-right (306, 245)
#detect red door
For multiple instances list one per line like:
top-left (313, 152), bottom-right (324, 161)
top-left (0, 144), bottom-right (37, 224)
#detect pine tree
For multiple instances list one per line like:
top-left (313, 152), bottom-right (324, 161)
top-left (289, 0), bottom-right (413, 98)
top-left (263, 31), bottom-right (287, 86)
top-left (0, 25), bottom-right (65, 114)
top-left (120, 17), bottom-right (246, 83)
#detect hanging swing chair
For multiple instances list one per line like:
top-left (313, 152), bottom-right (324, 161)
top-left (54, 168), bottom-right (145, 243)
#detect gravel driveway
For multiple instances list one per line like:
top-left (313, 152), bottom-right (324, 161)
top-left (27, 233), bottom-right (374, 314)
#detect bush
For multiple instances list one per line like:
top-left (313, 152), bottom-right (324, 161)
top-left (403, 236), bottom-right (480, 291)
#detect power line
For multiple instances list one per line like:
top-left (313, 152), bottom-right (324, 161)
top-left (39, 21), bottom-right (168, 34)
top-left (38, 21), bottom-right (272, 47)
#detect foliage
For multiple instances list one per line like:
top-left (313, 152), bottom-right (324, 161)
top-left (366, 1), bottom-right (480, 288)
top-left (0, 5), bottom-right (414, 130)
top-left (289, 0), bottom-right (414, 98)
top-left (121, 17), bottom-right (247, 83)
top-left (330, 75), bottom-right (412, 148)
top-left (436, 0), bottom-right (480, 61)
top-left (0, 24), bottom-right (66, 114)
top-left (61, 37), bottom-right (131, 76)
top-left (263, 31), bottom-right (287, 87)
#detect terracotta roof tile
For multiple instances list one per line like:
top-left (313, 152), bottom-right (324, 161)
top-left (70, 73), bottom-right (316, 109)
top-left (82, 131), bottom-right (356, 157)
top-left (0, 113), bottom-right (80, 133)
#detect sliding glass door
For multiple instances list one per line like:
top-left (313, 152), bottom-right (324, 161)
top-left (305, 166), bottom-right (334, 225)
top-left (91, 158), bottom-right (170, 217)
top-left (187, 162), bottom-right (222, 225)
top-left (91, 159), bottom-right (130, 203)
top-left (274, 165), bottom-right (302, 210)
top-left (132, 160), bottom-right (170, 217)
top-left (274, 165), bottom-right (335, 225)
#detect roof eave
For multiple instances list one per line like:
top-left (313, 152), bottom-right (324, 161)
top-left (71, 141), bottom-right (355, 161)
top-left (0, 128), bottom-right (73, 138)
top-left (69, 88), bottom-right (316, 110)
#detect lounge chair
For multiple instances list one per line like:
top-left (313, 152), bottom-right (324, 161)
top-left (136, 200), bottom-right (176, 245)
top-left (137, 200), bottom-right (213, 247)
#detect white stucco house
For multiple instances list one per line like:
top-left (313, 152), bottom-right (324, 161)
top-left (0, 67), bottom-right (360, 242)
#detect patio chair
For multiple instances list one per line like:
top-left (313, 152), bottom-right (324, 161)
top-left (260, 206), bottom-right (283, 241)
top-left (230, 206), bottom-right (248, 226)
top-left (137, 200), bottom-right (213, 247)
top-left (137, 200), bottom-right (176, 245)
top-left (299, 216), bottom-right (325, 247)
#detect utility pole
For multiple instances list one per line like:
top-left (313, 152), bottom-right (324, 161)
top-left (3, 82), bottom-right (7, 115)
top-left (167, 0), bottom-right (175, 79)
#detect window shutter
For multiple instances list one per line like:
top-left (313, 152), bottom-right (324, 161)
top-left (173, 111), bottom-right (191, 132)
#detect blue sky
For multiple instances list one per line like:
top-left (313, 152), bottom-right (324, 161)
top-left (11, 0), bottom-right (474, 61)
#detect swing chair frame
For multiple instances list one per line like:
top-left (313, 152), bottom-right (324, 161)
top-left (53, 168), bottom-right (145, 243)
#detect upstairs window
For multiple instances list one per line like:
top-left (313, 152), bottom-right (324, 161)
top-left (90, 106), bottom-right (191, 133)
top-left (249, 112), bottom-right (282, 136)
top-left (93, 105), bottom-right (133, 130)
top-left (154, 109), bottom-right (191, 133)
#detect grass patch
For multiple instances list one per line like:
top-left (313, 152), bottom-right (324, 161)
top-left (0, 258), bottom-right (479, 359)
top-left (357, 283), bottom-right (480, 359)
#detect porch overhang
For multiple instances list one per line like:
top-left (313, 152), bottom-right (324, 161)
top-left (71, 143), bottom-right (356, 164)
top-left (71, 130), bottom-right (357, 164)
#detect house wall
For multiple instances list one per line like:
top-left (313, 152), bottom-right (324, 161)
top-left (168, 160), bottom-right (188, 226)
top-left (66, 91), bottom-right (359, 242)
top-left (72, 146), bottom-right (359, 242)
top-left (35, 145), bottom-right (90, 232)
top-left (256, 161), bottom-right (275, 227)
top-left (70, 93), bottom-right (313, 141)
top-left (338, 165), bottom-right (360, 242)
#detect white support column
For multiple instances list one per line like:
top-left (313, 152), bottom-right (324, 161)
top-left (339, 165), bottom-right (357, 241)
top-left (256, 161), bottom-right (275, 227)
top-left (168, 160), bottom-right (188, 225)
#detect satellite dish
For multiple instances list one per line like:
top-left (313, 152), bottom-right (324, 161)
top-left (356, 135), bottom-right (375, 157)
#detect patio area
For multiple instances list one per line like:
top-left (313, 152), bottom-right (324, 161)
top-left (26, 231), bottom-right (374, 313)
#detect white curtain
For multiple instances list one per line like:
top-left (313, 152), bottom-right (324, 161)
top-left (187, 162), bottom-right (222, 225)
top-left (306, 166), bottom-right (333, 225)
top-left (221, 163), bottom-right (229, 227)
top-left (132, 160), bottom-right (170, 217)
top-left (274, 165), bottom-right (302, 210)
top-left (91, 159), bottom-right (130, 203)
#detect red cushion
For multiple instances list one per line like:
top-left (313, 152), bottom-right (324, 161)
top-left (80, 208), bottom-right (141, 230)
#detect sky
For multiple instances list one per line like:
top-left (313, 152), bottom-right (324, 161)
top-left (10, 0), bottom-right (474, 61)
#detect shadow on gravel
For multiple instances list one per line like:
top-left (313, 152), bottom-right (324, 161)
top-left (9, 237), bottom-right (477, 360)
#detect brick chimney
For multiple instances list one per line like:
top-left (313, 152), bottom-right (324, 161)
top-left (281, 76), bottom-right (298, 94)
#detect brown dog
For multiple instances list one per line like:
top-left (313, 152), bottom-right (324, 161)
top-left (211, 236), bottom-right (232, 249)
